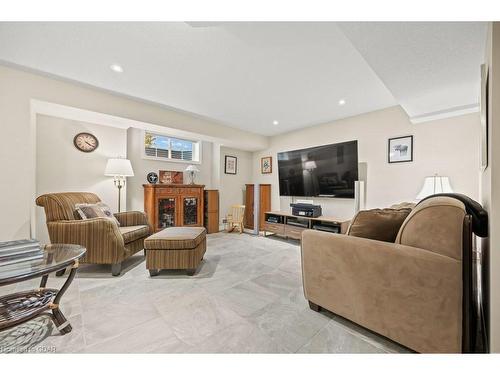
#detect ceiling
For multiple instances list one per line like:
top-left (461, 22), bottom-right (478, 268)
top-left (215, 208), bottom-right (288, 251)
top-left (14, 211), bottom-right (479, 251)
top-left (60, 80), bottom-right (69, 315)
top-left (0, 22), bottom-right (487, 136)
top-left (338, 22), bottom-right (487, 119)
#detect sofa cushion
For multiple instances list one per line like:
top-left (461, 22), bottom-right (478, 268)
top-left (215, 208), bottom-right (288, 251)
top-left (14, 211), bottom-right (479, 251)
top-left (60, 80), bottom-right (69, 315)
top-left (347, 208), bottom-right (412, 243)
top-left (119, 225), bottom-right (151, 244)
top-left (144, 227), bottom-right (206, 250)
top-left (75, 202), bottom-right (120, 226)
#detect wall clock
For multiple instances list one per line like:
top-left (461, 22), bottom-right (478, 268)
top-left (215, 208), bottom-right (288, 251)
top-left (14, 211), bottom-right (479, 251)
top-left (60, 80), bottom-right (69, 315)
top-left (147, 172), bottom-right (159, 184)
top-left (73, 132), bottom-right (99, 153)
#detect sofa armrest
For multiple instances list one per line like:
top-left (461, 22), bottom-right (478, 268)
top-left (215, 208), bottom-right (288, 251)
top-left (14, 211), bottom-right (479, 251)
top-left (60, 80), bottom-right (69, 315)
top-left (114, 211), bottom-right (149, 227)
top-left (47, 218), bottom-right (125, 264)
top-left (301, 230), bottom-right (462, 353)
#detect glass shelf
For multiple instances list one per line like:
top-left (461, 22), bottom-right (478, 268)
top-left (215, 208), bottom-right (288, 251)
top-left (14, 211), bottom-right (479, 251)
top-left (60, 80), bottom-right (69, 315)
top-left (183, 197), bottom-right (198, 225)
top-left (158, 198), bottom-right (176, 229)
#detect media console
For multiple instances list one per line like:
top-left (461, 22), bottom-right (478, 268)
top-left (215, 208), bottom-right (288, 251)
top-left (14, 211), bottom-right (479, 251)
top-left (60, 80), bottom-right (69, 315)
top-left (263, 211), bottom-right (348, 241)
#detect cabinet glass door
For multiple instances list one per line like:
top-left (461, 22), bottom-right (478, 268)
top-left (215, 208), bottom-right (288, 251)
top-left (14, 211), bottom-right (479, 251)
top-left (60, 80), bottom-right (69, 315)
top-left (183, 197), bottom-right (198, 225)
top-left (158, 198), bottom-right (176, 229)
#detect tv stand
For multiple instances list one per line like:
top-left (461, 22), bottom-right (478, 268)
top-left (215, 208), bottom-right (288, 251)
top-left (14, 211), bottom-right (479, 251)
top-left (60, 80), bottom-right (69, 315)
top-left (263, 211), bottom-right (347, 241)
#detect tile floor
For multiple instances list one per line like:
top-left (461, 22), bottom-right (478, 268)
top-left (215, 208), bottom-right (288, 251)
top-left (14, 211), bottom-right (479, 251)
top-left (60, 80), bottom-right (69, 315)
top-left (0, 232), bottom-right (411, 353)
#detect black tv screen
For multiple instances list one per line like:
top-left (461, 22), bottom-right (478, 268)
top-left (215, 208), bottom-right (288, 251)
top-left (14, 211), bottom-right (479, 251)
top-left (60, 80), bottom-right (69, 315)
top-left (277, 140), bottom-right (358, 198)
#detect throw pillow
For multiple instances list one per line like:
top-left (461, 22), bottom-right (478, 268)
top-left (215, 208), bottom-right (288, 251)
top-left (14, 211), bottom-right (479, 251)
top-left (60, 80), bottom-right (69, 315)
top-left (347, 208), bottom-right (412, 243)
top-left (97, 203), bottom-right (121, 227)
top-left (390, 202), bottom-right (416, 210)
top-left (75, 203), bottom-right (120, 226)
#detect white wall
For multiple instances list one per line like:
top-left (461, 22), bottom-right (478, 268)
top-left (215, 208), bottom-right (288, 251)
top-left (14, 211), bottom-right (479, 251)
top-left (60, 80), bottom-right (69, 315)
top-left (35, 120), bottom-right (251, 241)
top-left (127, 132), bottom-right (254, 226)
top-left (252, 106), bottom-right (481, 220)
top-left (219, 147), bottom-right (253, 224)
top-left (127, 132), bottom-right (255, 227)
top-left (0, 64), bottom-right (266, 241)
top-left (126, 127), bottom-right (213, 211)
top-left (36, 114), bottom-right (127, 243)
top-left (481, 22), bottom-right (500, 353)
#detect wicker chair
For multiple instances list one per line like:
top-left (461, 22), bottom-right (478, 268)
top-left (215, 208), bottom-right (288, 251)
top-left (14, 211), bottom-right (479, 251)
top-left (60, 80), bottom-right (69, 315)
top-left (225, 205), bottom-right (246, 234)
top-left (36, 192), bottom-right (151, 276)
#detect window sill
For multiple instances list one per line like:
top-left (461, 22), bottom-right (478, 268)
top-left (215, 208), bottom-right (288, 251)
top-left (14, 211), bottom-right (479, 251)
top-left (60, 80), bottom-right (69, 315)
top-left (141, 155), bottom-right (201, 165)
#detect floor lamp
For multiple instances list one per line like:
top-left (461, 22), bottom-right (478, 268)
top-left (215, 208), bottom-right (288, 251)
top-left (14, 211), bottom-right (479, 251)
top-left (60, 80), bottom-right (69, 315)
top-left (105, 158), bottom-right (134, 212)
top-left (416, 174), bottom-right (453, 200)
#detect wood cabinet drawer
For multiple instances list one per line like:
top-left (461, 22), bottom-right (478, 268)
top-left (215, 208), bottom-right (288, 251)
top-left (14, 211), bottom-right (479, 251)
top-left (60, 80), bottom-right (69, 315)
top-left (285, 225), bottom-right (307, 240)
top-left (158, 187), bottom-right (179, 195)
top-left (264, 222), bottom-right (285, 235)
top-left (186, 188), bottom-right (202, 194)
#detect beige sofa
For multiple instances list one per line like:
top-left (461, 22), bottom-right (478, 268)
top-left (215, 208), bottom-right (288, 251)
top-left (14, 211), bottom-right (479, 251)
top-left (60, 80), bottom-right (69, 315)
top-left (36, 192), bottom-right (151, 276)
top-left (301, 196), bottom-right (476, 353)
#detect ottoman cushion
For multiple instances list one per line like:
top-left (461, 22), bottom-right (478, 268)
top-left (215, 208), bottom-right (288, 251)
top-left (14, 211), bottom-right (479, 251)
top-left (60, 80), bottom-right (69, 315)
top-left (144, 227), bottom-right (206, 250)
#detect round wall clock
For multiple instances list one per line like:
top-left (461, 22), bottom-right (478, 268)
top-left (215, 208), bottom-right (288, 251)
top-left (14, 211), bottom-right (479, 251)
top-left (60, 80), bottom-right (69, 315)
top-left (147, 172), bottom-right (159, 184)
top-left (73, 132), bottom-right (99, 153)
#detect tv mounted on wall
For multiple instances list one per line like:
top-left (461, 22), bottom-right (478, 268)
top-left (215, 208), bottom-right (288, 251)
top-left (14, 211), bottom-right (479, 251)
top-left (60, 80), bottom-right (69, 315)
top-left (277, 140), bottom-right (358, 198)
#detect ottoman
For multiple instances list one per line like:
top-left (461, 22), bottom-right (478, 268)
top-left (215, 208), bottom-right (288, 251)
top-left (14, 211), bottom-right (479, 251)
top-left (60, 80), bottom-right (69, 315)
top-left (145, 227), bottom-right (207, 276)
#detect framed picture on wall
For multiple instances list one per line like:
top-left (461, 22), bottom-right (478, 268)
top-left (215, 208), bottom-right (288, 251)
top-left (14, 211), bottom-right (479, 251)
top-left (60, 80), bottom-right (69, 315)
top-left (159, 170), bottom-right (184, 184)
top-left (388, 135), bottom-right (413, 163)
top-left (261, 156), bottom-right (272, 174)
top-left (224, 155), bottom-right (237, 174)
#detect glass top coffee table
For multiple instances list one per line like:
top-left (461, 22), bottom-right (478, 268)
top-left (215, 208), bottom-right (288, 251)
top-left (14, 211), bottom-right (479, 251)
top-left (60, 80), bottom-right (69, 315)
top-left (0, 244), bottom-right (86, 335)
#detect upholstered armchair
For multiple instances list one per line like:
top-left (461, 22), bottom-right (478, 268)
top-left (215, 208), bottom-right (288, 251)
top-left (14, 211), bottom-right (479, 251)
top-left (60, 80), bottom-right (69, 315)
top-left (36, 192), bottom-right (151, 276)
top-left (301, 195), bottom-right (487, 353)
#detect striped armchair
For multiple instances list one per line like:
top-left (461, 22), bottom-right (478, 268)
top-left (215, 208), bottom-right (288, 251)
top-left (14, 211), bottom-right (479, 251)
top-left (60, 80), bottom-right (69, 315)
top-left (36, 192), bottom-right (151, 276)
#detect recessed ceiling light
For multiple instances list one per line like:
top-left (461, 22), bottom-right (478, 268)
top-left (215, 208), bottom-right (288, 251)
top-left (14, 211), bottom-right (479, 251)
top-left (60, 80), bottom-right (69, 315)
top-left (110, 64), bottom-right (123, 73)
top-left (338, 99), bottom-right (346, 106)
top-left (273, 120), bottom-right (279, 125)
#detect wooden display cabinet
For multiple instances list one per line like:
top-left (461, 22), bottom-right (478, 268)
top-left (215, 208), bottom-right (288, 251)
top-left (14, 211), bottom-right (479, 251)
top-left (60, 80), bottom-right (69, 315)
top-left (143, 184), bottom-right (205, 232)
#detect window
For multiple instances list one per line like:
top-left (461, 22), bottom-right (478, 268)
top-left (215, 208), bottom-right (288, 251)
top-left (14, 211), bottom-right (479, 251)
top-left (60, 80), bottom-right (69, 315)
top-left (144, 132), bottom-right (200, 163)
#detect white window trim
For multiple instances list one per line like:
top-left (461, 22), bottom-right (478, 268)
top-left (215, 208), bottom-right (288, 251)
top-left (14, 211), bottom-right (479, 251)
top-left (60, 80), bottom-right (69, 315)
top-left (141, 130), bottom-right (202, 165)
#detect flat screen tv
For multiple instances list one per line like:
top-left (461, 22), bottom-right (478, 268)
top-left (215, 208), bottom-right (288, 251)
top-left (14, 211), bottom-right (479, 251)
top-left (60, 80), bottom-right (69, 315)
top-left (277, 140), bottom-right (358, 198)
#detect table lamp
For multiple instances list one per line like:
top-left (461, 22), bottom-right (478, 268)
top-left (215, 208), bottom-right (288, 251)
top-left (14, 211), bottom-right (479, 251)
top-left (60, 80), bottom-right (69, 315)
top-left (105, 158), bottom-right (134, 212)
top-left (185, 165), bottom-right (200, 185)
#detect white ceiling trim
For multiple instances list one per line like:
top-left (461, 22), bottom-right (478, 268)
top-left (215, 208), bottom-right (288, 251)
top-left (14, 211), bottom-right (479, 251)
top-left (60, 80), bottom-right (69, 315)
top-left (30, 99), bottom-right (264, 150)
top-left (409, 103), bottom-right (479, 124)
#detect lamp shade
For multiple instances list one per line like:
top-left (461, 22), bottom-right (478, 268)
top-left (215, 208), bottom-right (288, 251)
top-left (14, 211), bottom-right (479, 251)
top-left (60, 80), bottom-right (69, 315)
top-left (104, 158), bottom-right (134, 177)
top-left (304, 161), bottom-right (317, 170)
top-left (185, 165), bottom-right (200, 173)
top-left (416, 175), bottom-right (453, 200)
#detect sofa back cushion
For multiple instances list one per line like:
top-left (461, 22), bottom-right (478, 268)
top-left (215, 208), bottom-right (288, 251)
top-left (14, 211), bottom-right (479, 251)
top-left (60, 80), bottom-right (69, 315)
top-left (36, 192), bottom-right (101, 222)
top-left (395, 196), bottom-right (466, 260)
top-left (347, 208), bottom-right (412, 243)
